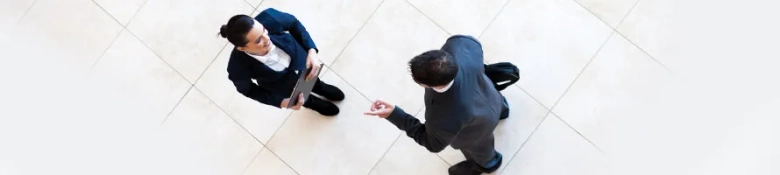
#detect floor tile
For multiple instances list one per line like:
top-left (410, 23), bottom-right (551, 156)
top-left (614, 0), bottom-right (679, 69)
top-left (330, 0), bottom-right (450, 113)
top-left (91, 30), bottom-right (191, 124)
top-left (161, 89), bottom-right (262, 175)
top-left (370, 135), bottom-right (450, 175)
top-left (576, 0), bottom-right (638, 28)
top-left (0, 0), bottom-right (35, 27)
top-left (479, 0), bottom-right (612, 108)
top-left (436, 86), bottom-right (550, 173)
top-left (94, 0), bottom-right (147, 25)
top-left (127, 0), bottom-right (254, 82)
top-left (257, 0), bottom-right (384, 65)
top-left (406, 0), bottom-right (508, 36)
top-left (266, 70), bottom-right (400, 175)
top-left (501, 114), bottom-right (607, 175)
top-left (552, 34), bottom-right (670, 154)
top-left (245, 0), bottom-right (262, 8)
top-left (242, 148), bottom-right (298, 175)
top-left (195, 45), bottom-right (292, 144)
top-left (369, 109), bottom-right (448, 175)
top-left (18, 0), bottom-right (123, 69)
top-left (615, 0), bottom-right (780, 71)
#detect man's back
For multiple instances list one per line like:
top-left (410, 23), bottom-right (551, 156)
top-left (424, 35), bottom-right (504, 149)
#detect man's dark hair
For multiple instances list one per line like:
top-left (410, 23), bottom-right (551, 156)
top-left (409, 50), bottom-right (459, 87)
top-left (219, 15), bottom-right (254, 47)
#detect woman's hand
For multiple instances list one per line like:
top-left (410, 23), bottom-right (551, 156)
top-left (305, 49), bottom-right (321, 80)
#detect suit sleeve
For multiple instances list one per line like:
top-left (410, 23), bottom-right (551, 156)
top-left (267, 8), bottom-right (318, 53)
top-left (385, 107), bottom-right (458, 153)
top-left (228, 69), bottom-right (285, 108)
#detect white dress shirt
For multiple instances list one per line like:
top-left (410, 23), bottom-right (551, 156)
top-left (245, 44), bottom-right (291, 72)
top-left (432, 80), bottom-right (455, 93)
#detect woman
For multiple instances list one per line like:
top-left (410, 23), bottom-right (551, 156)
top-left (218, 8), bottom-right (344, 116)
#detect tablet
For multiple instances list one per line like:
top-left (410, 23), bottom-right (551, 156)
top-left (287, 64), bottom-right (324, 108)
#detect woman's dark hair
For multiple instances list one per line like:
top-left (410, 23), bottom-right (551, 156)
top-left (409, 50), bottom-right (459, 86)
top-left (219, 15), bottom-right (255, 47)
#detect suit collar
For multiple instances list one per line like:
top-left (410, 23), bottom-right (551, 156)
top-left (269, 34), bottom-right (307, 70)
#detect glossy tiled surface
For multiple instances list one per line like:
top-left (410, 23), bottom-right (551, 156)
top-left (6, 0), bottom-right (723, 174)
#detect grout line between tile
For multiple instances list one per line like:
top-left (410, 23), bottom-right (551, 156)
top-left (89, 29), bottom-right (124, 68)
top-left (570, 0), bottom-right (616, 31)
top-left (550, 112), bottom-right (608, 155)
top-left (539, 31), bottom-right (614, 158)
top-left (91, 0), bottom-right (123, 26)
top-left (239, 147), bottom-right (264, 175)
top-left (265, 145), bottom-right (302, 175)
top-left (613, 31), bottom-right (672, 72)
top-left (240, 0), bottom-right (255, 10)
top-left (327, 68), bottom-right (378, 104)
top-left (159, 86), bottom-right (194, 125)
top-left (549, 31), bottom-right (614, 112)
top-left (614, 0), bottom-right (641, 29)
top-left (366, 76), bottom-right (426, 174)
top-left (571, 0), bottom-right (671, 72)
top-left (123, 0), bottom-right (150, 28)
top-left (16, 0), bottom-right (38, 24)
top-left (499, 112), bottom-right (550, 173)
top-left (366, 133), bottom-right (403, 175)
top-left (435, 153), bottom-right (452, 166)
top-left (327, 0), bottom-right (386, 66)
top-left (478, 0), bottom-right (512, 39)
top-left (192, 42), bottom-right (229, 85)
top-left (263, 110), bottom-right (297, 149)
top-left (404, 0), bottom-right (451, 36)
top-left (89, 0), bottom-right (148, 69)
top-left (191, 86), bottom-right (265, 145)
top-left (512, 84), bottom-right (553, 112)
top-left (125, 29), bottom-right (192, 84)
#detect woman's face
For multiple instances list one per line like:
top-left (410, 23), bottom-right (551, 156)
top-left (238, 20), bottom-right (272, 54)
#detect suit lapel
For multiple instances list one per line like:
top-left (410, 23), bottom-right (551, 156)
top-left (270, 34), bottom-right (307, 71)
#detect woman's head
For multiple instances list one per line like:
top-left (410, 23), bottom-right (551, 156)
top-left (219, 15), bottom-right (273, 54)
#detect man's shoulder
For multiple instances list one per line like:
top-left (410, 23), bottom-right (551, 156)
top-left (445, 35), bottom-right (481, 48)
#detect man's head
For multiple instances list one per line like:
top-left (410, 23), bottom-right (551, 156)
top-left (409, 50), bottom-right (459, 88)
top-left (219, 15), bottom-right (273, 54)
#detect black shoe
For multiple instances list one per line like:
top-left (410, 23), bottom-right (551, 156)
top-left (448, 161), bottom-right (482, 175)
top-left (478, 152), bottom-right (503, 173)
top-left (500, 96), bottom-right (509, 120)
top-left (317, 83), bottom-right (345, 101)
top-left (304, 96), bottom-right (339, 116)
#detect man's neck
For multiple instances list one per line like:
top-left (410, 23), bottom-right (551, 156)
top-left (432, 80), bottom-right (455, 93)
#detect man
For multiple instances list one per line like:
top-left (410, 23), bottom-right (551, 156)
top-left (218, 8), bottom-right (344, 116)
top-left (365, 35), bottom-right (509, 175)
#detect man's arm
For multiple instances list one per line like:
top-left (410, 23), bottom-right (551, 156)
top-left (228, 72), bottom-right (285, 108)
top-left (385, 107), bottom-right (458, 153)
top-left (266, 8), bottom-right (318, 53)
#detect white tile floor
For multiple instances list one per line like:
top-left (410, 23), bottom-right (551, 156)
top-left (3, 0), bottom-right (780, 175)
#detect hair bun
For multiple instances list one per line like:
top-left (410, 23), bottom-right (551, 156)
top-left (218, 25), bottom-right (229, 38)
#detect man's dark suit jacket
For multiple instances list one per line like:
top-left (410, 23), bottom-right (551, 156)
top-left (387, 35), bottom-right (504, 152)
top-left (227, 8), bottom-right (318, 108)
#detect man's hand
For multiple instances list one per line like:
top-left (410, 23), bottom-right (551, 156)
top-left (305, 49), bottom-right (321, 80)
top-left (363, 100), bottom-right (396, 118)
top-left (280, 94), bottom-right (305, 110)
